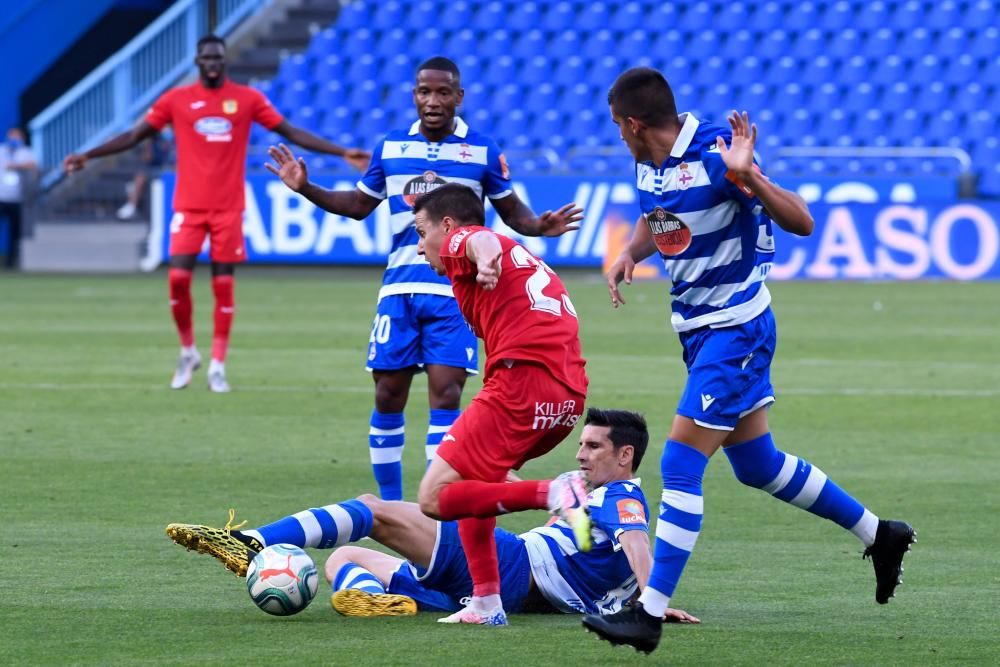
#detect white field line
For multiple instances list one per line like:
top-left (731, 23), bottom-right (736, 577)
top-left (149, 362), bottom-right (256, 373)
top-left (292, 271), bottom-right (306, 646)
top-left (0, 382), bottom-right (996, 398)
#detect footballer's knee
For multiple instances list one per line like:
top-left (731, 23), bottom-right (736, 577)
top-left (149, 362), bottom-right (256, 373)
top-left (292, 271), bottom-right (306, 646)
top-left (324, 546), bottom-right (365, 582)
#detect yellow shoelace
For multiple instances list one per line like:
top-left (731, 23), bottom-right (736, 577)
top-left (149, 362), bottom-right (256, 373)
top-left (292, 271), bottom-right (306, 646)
top-left (224, 508), bottom-right (247, 532)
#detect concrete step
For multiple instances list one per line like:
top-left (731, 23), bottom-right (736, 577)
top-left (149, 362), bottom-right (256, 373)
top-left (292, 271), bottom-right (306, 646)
top-left (20, 221), bottom-right (148, 272)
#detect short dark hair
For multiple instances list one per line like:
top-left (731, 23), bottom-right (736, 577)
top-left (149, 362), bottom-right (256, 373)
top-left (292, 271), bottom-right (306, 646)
top-left (607, 67), bottom-right (677, 127)
top-left (197, 34), bottom-right (226, 52)
top-left (416, 56), bottom-right (460, 81)
top-left (412, 183), bottom-right (485, 227)
top-left (584, 408), bottom-right (649, 472)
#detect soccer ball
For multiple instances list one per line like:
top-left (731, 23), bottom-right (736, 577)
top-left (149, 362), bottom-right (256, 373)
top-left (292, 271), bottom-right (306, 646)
top-left (246, 544), bottom-right (319, 616)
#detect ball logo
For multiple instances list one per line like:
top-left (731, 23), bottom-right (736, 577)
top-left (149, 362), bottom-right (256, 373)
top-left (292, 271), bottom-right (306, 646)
top-left (260, 554), bottom-right (300, 582)
top-left (194, 116), bottom-right (233, 142)
top-left (403, 170), bottom-right (447, 207)
top-left (617, 499), bottom-right (646, 525)
top-left (646, 207), bottom-right (692, 256)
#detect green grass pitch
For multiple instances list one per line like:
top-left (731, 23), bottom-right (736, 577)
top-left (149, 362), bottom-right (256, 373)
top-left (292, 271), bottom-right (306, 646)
top-left (1, 270), bottom-right (998, 665)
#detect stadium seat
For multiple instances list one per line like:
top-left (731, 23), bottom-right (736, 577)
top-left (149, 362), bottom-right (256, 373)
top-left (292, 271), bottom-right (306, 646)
top-left (925, 0), bottom-right (961, 31)
top-left (514, 29), bottom-right (546, 60)
top-left (856, 0), bottom-right (890, 31)
top-left (343, 28), bottom-right (375, 55)
top-left (785, 1), bottom-right (818, 32)
top-left (467, 108), bottom-right (494, 135)
top-left (351, 54), bottom-right (378, 83)
top-left (457, 54), bottom-right (482, 84)
top-left (864, 28), bottom-right (896, 59)
top-left (838, 55), bottom-right (869, 86)
top-left (524, 83), bottom-right (557, 115)
top-left (881, 82), bottom-right (913, 114)
top-left (924, 110), bottom-right (960, 145)
top-left (581, 30), bottom-right (615, 61)
top-left (348, 80), bottom-right (382, 109)
top-left (484, 54), bottom-right (517, 87)
top-left (405, 0), bottom-right (439, 30)
top-left (947, 54), bottom-right (980, 85)
top-left (738, 82), bottom-right (771, 113)
top-left (492, 83), bottom-right (524, 113)
top-left (808, 82), bottom-right (840, 111)
top-left (462, 81), bottom-right (489, 113)
top-left (554, 56), bottom-right (588, 89)
top-left (822, 1), bottom-right (854, 31)
top-left (728, 30), bottom-right (756, 60)
top-left (542, 2), bottom-right (576, 32)
top-left (314, 80), bottom-right (346, 112)
top-left (683, 2), bottom-right (714, 32)
top-left (980, 164), bottom-right (1000, 197)
top-left (563, 83), bottom-right (598, 112)
top-left (966, 110), bottom-right (997, 139)
top-left (756, 29), bottom-right (789, 61)
top-left (871, 55), bottom-right (906, 86)
top-left (964, 0), bottom-right (997, 29)
top-left (781, 109), bottom-right (814, 139)
top-left (278, 54), bottom-right (309, 84)
top-left (827, 29), bottom-right (861, 60)
top-left (531, 109), bottom-right (564, 139)
top-left (590, 56), bottom-right (623, 88)
top-left (717, 3), bottom-right (750, 32)
top-left (753, 1), bottom-right (784, 31)
top-left (372, 1), bottom-right (404, 30)
top-left (381, 54), bottom-right (414, 84)
top-left (507, 1), bottom-right (542, 32)
top-left (918, 81), bottom-right (950, 111)
top-left (701, 83), bottom-right (734, 117)
top-left (893, 0), bottom-right (925, 31)
top-left (610, 2), bottom-right (644, 32)
top-left (732, 56), bottom-right (765, 87)
top-left (578, 4), bottom-right (610, 31)
top-left (853, 109), bottom-right (888, 144)
top-left (802, 56), bottom-right (834, 85)
top-left (617, 30), bottom-right (648, 64)
top-left (307, 28), bottom-right (338, 60)
top-left (970, 26), bottom-right (1000, 59)
top-left (322, 106), bottom-right (355, 135)
top-left (314, 54), bottom-right (346, 84)
top-left (358, 108), bottom-right (391, 138)
top-left (440, 0), bottom-right (473, 31)
top-left (337, 2), bottom-right (370, 30)
top-left (280, 80), bottom-right (312, 110)
top-left (493, 109), bottom-right (528, 146)
top-left (898, 27), bottom-right (932, 59)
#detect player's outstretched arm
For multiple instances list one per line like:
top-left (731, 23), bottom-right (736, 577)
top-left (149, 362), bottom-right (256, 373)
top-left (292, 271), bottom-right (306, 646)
top-left (607, 214), bottom-right (657, 308)
top-left (272, 120), bottom-right (371, 172)
top-left (619, 530), bottom-right (701, 624)
top-left (465, 230), bottom-right (503, 290)
top-left (63, 120), bottom-right (157, 173)
top-left (265, 143), bottom-right (380, 220)
top-left (493, 192), bottom-right (583, 237)
top-left (716, 110), bottom-right (814, 236)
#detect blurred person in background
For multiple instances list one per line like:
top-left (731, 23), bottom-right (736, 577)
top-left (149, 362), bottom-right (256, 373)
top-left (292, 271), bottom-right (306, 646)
top-left (116, 133), bottom-right (171, 220)
top-left (0, 127), bottom-right (39, 269)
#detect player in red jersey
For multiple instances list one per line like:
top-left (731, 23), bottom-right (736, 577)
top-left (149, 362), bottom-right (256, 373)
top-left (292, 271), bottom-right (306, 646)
top-left (63, 35), bottom-right (369, 392)
top-left (411, 183), bottom-right (591, 626)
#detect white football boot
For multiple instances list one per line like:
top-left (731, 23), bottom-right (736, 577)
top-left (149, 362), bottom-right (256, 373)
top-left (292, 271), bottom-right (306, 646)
top-left (170, 348), bottom-right (201, 389)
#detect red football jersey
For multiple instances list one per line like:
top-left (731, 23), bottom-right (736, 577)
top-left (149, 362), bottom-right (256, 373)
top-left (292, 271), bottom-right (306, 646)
top-left (439, 227), bottom-right (588, 394)
top-left (146, 80), bottom-right (283, 211)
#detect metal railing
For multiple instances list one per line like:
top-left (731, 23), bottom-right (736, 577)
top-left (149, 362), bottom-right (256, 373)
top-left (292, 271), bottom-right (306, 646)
top-left (29, 0), bottom-right (270, 188)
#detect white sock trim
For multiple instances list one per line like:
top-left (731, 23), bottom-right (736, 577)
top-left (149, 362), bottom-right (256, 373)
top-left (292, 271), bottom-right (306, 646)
top-left (851, 509), bottom-right (879, 547)
top-left (638, 588), bottom-right (671, 618)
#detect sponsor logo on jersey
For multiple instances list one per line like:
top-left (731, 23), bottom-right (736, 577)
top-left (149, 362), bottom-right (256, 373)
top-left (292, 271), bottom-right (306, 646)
top-left (194, 116), bottom-right (233, 142)
top-left (448, 228), bottom-right (473, 253)
top-left (403, 170), bottom-right (447, 207)
top-left (223, 100), bottom-right (238, 114)
top-left (532, 400), bottom-right (580, 430)
top-left (190, 101), bottom-right (206, 109)
top-left (646, 206), bottom-right (692, 256)
top-left (617, 499), bottom-right (646, 524)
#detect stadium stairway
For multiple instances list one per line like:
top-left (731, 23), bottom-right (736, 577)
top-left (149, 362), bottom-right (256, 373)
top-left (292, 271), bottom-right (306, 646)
top-left (22, 0), bottom-right (340, 272)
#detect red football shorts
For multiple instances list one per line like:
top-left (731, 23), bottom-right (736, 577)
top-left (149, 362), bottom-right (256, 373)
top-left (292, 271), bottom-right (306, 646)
top-left (169, 209), bottom-right (246, 263)
top-left (436, 361), bottom-right (586, 482)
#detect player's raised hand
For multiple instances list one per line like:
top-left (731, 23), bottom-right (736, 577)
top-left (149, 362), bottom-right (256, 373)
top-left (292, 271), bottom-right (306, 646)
top-left (62, 153), bottom-right (88, 173)
top-left (343, 147), bottom-right (371, 172)
top-left (716, 110), bottom-right (757, 179)
top-left (663, 608), bottom-right (701, 624)
top-left (476, 251), bottom-right (502, 290)
top-left (265, 143), bottom-right (308, 192)
top-left (536, 202), bottom-right (583, 237)
top-left (606, 251), bottom-right (635, 308)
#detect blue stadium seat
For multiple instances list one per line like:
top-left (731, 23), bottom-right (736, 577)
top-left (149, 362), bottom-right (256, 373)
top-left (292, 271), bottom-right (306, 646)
top-left (853, 109), bottom-right (888, 144)
top-left (467, 108), bottom-right (493, 135)
top-left (827, 29), bottom-right (861, 60)
top-left (514, 29), bottom-right (546, 60)
top-left (582, 30), bottom-right (615, 61)
top-left (982, 55), bottom-right (1000, 87)
top-left (444, 29), bottom-right (476, 58)
top-left (971, 136), bottom-right (1000, 168)
top-left (314, 54), bottom-right (346, 84)
top-left (864, 28), bottom-right (896, 59)
top-left (578, 4), bottom-right (610, 31)
top-left (610, 2), bottom-right (644, 32)
top-left (278, 53), bottom-right (309, 84)
top-left (457, 54), bottom-right (481, 84)
top-left (573, 108), bottom-right (600, 137)
top-left (542, 2), bottom-right (576, 32)
top-left (307, 28), bottom-right (338, 60)
top-left (809, 82), bottom-right (840, 111)
top-left (549, 30), bottom-right (578, 60)
top-left (563, 83), bottom-right (598, 112)
top-left (777, 82), bottom-right (806, 111)
top-left (839, 55), bottom-right (869, 86)
top-left (524, 83), bottom-right (557, 115)
top-left (738, 82), bottom-right (771, 113)
top-left (590, 56), bottom-right (622, 88)
top-left (314, 80), bottom-right (346, 111)
top-left (554, 56), bottom-right (588, 88)
top-left (618, 30), bottom-right (648, 64)
top-left (358, 108), bottom-right (391, 138)
top-left (484, 54), bottom-right (517, 87)
top-left (372, 1), bottom-right (405, 31)
top-left (785, 1), bottom-right (819, 31)
top-left (322, 106), bottom-right (355, 135)
top-left (802, 55), bottom-right (834, 85)
top-left (911, 54), bottom-right (943, 84)
top-left (700, 83), bottom-right (733, 117)
top-left (947, 54), bottom-right (979, 85)
top-left (842, 82), bottom-right (878, 114)
top-left (897, 27), bottom-right (932, 59)
top-left (348, 80), bottom-right (382, 109)
top-left (700, 56), bottom-right (727, 86)
top-left (890, 109), bottom-right (921, 143)
top-left (683, 2), bottom-right (714, 32)
top-left (924, 110), bottom-right (960, 145)
top-left (822, 0), bottom-right (854, 31)
top-left (492, 83), bottom-right (524, 113)
top-left (980, 164), bottom-right (1000, 197)
top-left (440, 0), bottom-right (473, 31)
top-left (472, 1), bottom-right (505, 31)
top-left (337, 2), bottom-right (370, 30)
top-left (664, 55), bottom-right (694, 89)
top-left (479, 29), bottom-right (513, 60)
top-left (406, 0), bottom-right (440, 30)
top-left (815, 109), bottom-right (850, 144)
top-left (937, 27), bottom-right (968, 58)
top-left (781, 108), bottom-right (814, 139)
top-left (343, 28), bottom-right (375, 55)
top-left (507, 1), bottom-right (542, 32)
top-left (792, 28), bottom-right (825, 60)
top-left (871, 55), bottom-right (906, 86)
top-left (732, 56), bottom-right (765, 86)
top-left (493, 109), bottom-right (528, 146)
top-left (970, 26), bottom-right (1000, 59)
top-left (893, 1), bottom-right (925, 31)
top-left (728, 30), bottom-right (756, 60)
top-left (521, 56), bottom-right (551, 87)
top-left (964, 0), bottom-right (997, 29)
top-left (925, 0), bottom-right (961, 31)
top-left (966, 110), bottom-right (997, 138)
top-left (717, 3), bottom-right (750, 32)
top-left (412, 28), bottom-right (445, 60)
top-left (769, 56), bottom-right (799, 85)
top-left (351, 53), bottom-right (379, 82)
top-left (753, 1), bottom-right (784, 31)
top-left (280, 80), bottom-right (312, 110)
top-left (382, 54), bottom-right (414, 84)
top-left (856, 0), bottom-right (890, 31)
top-left (918, 81), bottom-right (950, 110)
top-left (881, 82), bottom-right (913, 114)
top-left (462, 81), bottom-right (489, 114)
top-left (757, 29), bottom-right (789, 61)
top-left (647, 4), bottom-right (681, 32)
top-left (531, 109), bottom-right (564, 139)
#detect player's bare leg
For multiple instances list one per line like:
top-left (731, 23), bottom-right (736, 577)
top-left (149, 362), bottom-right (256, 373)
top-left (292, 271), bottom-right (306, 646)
top-left (168, 253), bottom-right (201, 389)
top-left (206, 262), bottom-right (235, 392)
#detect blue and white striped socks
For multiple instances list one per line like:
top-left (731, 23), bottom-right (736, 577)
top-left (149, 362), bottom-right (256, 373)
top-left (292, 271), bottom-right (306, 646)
top-left (426, 408), bottom-right (460, 466)
top-left (240, 499), bottom-right (374, 550)
top-left (640, 440), bottom-right (708, 617)
top-left (370, 410), bottom-right (405, 500)
top-left (723, 433), bottom-right (879, 546)
top-left (332, 563), bottom-right (386, 595)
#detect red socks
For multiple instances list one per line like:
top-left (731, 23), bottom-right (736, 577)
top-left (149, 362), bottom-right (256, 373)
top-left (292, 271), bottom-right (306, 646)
top-left (211, 274), bottom-right (235, 362)
top-left (437, 480), bottom-right (550, 520)
top-left (168, 268), bottom-right (194, 347)
top-left (458, 518), bottom-right (501, 597)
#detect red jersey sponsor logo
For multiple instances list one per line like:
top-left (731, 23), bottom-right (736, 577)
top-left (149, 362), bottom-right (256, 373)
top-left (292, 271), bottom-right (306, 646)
top-left (448, 228), bottom-right (473, 254)
top-left (532, 399), bottom-right (580, 430)
top-left (617, 499), bottom-right (646, 525)
top-left (194, 116), bottom-right (233, 142)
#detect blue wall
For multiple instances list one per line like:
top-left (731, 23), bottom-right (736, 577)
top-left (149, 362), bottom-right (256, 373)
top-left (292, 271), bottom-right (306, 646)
top-left (0, 0), bottom-right (119, 133)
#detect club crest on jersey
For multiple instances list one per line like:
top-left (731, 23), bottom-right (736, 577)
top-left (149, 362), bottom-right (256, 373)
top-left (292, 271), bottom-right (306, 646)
top-left (403, 170), bottom-right (447, 207)
top-left (677, 162), bottom-right (694, 190)
top-left (222, 100), bottom-right (238, 114)
top-left (617, 499), bottom-right (646, 525)
top-left (194, 117), bottom-right (233, 142)
top-left (457, 143), bottom-right (473, 163)
top-left (646, 207), bottom-right (692, 256)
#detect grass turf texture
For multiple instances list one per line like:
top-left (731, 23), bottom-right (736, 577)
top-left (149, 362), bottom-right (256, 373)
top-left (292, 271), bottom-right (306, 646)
top-left (1, 270), bottom-right (997, 666)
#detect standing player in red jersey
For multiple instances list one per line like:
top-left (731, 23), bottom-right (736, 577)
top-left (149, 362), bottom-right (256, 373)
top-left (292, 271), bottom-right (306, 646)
top-left (63, 35), bottom-right (369, 392)
top-left (411, 183), bottom-right (591, 626)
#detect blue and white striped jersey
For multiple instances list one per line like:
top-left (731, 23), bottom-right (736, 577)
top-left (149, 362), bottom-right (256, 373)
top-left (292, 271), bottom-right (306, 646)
top-left (520, 478), bottom-right (649, 615)
top-left (634, 113), bottom-right (776, 332)
top-left (357, 117), bottom-right (513, 301)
